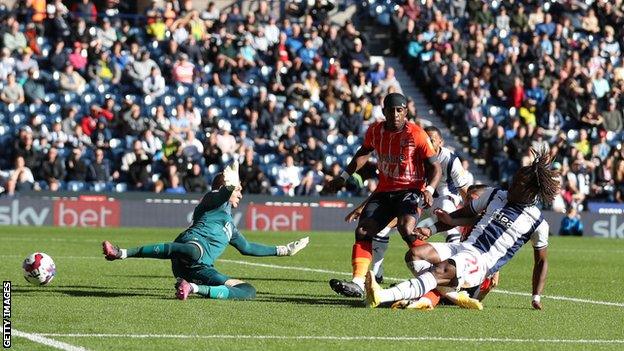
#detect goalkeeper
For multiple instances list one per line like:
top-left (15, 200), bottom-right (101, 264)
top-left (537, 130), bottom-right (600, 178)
top-left (102, 162), bottom-right (309, 300)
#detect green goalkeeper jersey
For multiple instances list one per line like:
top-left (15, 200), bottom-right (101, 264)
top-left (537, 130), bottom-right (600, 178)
top-left (174, 186), bottom-right (276, 266)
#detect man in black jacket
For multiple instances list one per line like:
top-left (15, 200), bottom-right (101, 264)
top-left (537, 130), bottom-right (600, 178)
top-left (38, 147), bottom-right (65, 191)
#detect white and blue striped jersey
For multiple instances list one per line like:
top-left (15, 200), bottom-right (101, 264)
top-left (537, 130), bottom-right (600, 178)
top-left (434, 147), bottom-right (470, 198)
top-left (463, 187), bottom-right (549, 276)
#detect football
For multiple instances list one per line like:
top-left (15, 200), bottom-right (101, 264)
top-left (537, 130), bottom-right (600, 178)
top-left (22, 252), bottom-right (56, 286)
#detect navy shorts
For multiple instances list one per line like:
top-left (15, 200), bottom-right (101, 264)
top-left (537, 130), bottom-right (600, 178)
top-left (360, 189), bottom-right (423, 228)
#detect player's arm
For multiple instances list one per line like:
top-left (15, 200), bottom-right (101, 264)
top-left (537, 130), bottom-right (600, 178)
top-left (329, 144), bottom-right (374, 190)
top-left (531, 220), bottom-right (550, 310)
top-left (230, 228), bottom-right (309, 257)
top-left (229, 228), bottom-right (279, 256)
top-left (415, 187), bottom-right (497, 239)
top-left (418, 129), bottom-right (441, 207)
top-left (196, 186), bottom-right (235, 212)
top-left (450, 157), bottom-right (470, 202)
top-left (345, 192), bottom-right (373, 222)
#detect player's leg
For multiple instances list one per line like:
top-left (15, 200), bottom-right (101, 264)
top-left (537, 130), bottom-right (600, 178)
top-left (404, 242), bottom-right (458, 277)
top-left (174, 265), bottom-right (257, 300)
top-left (330, 193), bottom-right (393, 298)
top-left (371, 226), bottom-right (392, 283)
top-left (102, 240), bottom-right (201, 262)
top-left (367, 250), bottom-right (484, 309)
top-left (394, 190), bottom-right (427, 249)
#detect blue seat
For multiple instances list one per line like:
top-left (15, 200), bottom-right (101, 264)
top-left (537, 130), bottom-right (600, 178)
top-left (67, 181), bottom-right (87, 192)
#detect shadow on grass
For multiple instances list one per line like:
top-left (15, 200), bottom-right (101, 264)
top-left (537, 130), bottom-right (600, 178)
top-left (235, 276), bottom-right (327, 283)
top-left (12, 286), bottom-right (169, 298)
top-left (106, 274), bottom-right (172, 279)
top-left (254, 292), bottom-right (363, 307)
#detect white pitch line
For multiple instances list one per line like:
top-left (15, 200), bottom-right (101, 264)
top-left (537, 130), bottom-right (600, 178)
top-left (37, 333), bottom-right (624, 344)
top-left (14, 329), bottom-right (90, 351)
top-left (2, 255), bottom-right (623, 308)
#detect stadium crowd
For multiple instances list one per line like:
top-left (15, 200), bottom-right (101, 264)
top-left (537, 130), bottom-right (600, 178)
top-left (390, 0), bottom-right (624, 208)
top-left (1, 0), bottom-right (623, 211)
top-left (0, 0), bottom-right (418, 198)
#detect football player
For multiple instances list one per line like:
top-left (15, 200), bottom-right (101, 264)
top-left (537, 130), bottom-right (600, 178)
top-left (102, 162), bottom-right (309, 300)
top-left (366, 151), bottom-right (557, 311)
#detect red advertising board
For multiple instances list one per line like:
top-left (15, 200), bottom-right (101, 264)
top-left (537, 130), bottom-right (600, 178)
top-left (53, 200), bottom-right (120, 227)
top-left (246, 204), bottom-right (311, 231)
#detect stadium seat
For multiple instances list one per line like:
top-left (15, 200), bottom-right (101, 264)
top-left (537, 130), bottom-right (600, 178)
top-left (67, 181), bottom-right (87, 192)
top-left (113, 183), bottom-right (128, 192)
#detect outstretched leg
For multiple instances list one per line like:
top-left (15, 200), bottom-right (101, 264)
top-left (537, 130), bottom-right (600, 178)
top-left (103, 241), bottom-right (201, 262)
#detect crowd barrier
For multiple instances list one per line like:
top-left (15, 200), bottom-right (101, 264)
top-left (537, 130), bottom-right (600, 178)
top-left (0, 194), bottom-right (622, 238)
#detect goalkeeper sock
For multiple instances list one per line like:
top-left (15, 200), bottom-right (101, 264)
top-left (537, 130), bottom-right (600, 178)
top-left (379, 272), bottom-right (437, 303)
top-left (196, 284), bottom-right (256, 300)
top-left (352, 240), bottom-right (372, 281)
top-left (126, 243), bottom-right (201, 261)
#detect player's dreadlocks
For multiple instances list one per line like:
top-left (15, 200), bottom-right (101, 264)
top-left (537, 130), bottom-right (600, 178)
top-left (507, 150), bottom-right (561, 205)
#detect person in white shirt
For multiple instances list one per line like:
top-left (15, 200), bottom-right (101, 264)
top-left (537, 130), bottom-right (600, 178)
top-left (142, 67), bottom-right (166, 98)
top-left (276, 154), bottom-right (302, 196)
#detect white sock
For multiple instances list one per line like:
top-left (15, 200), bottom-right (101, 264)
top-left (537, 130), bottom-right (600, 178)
top-left (379, 272), bottom-right (437, 303)
top-left (445, 228), bottom-right (461, 243)
top-left (444, 291), bottom-right (459, 302)
top-left (189, 283), bottom-right (199, 294)
top-left (352, 277), bottom-right (365, 291)
top-left (407, 260), bottom-right (432, 277)
top-left (372, 240), bottom-right (388, 278)
top-left (119, 249), bottom-right (128, 259)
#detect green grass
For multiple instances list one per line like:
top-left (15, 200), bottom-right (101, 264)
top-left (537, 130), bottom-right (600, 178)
top-left (1, 226), bottom-right (623, 351)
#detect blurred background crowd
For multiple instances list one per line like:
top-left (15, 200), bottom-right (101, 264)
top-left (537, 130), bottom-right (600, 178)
top-left (0, 0), bottom-right (622, 212)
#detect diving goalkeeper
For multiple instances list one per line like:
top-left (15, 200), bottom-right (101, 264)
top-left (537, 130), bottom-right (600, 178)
top-left (102, 162), bottom-right (309, 300)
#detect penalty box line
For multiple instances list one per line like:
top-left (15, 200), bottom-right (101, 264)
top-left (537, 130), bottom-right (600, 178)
top-left (13, 329), bottom-right (90, 351)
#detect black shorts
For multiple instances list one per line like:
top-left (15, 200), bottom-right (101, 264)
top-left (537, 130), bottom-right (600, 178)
top-left (360, 189), bottom-right (423, 228)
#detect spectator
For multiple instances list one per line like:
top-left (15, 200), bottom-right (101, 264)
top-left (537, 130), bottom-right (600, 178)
top-left (65, 147), bottom-right (89, 183)
top-left (603, 98), bottom-right (623, 136)
top-left (0, 73), bottom-right (24, 105)
top-left (143, 67), bottom-right (166, 99)
top-left (3, 21), bottom-right (27, 53)
top-left (38, 147), bottom-right (65, 191)
top-left (559, 207), bottom-right (583, 236)
top-left (127, 50), bottom-right (158, 90)
top-left (3, 156), bottom-right (35, 195)
top-left (183, 163), bottom-right (208, 193)
top-left (172, 53), bottom-right (195, 84)
top-left (239, 148), bottom-right (270, 194)
top-left (89, 147), bottom-right (116, 186)
top-left (297, 161), bottom-right (325, 196)
top-left (15, 47), bottom-right (38, 79)
top-left (23, 68), bottom-right (45, 105)
top-left (59, 64), bottom-right (87, 94)
top-left (276, 154), bottom-right (301, 196)
top-left (164, 174), bottom-right (186, 194)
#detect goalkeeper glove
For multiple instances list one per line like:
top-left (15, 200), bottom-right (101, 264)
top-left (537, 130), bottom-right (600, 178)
top-left (223, 161), bottom-right (240, 188)
top-left (277, 237), bottom-right (310, 256)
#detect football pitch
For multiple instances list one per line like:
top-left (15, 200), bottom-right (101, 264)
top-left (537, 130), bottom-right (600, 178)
top-left (1, 226), bottom-right (623, 351)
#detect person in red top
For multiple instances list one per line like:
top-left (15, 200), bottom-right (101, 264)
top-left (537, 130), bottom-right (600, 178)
top-left (328, 93), bottom-right (441, 298)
